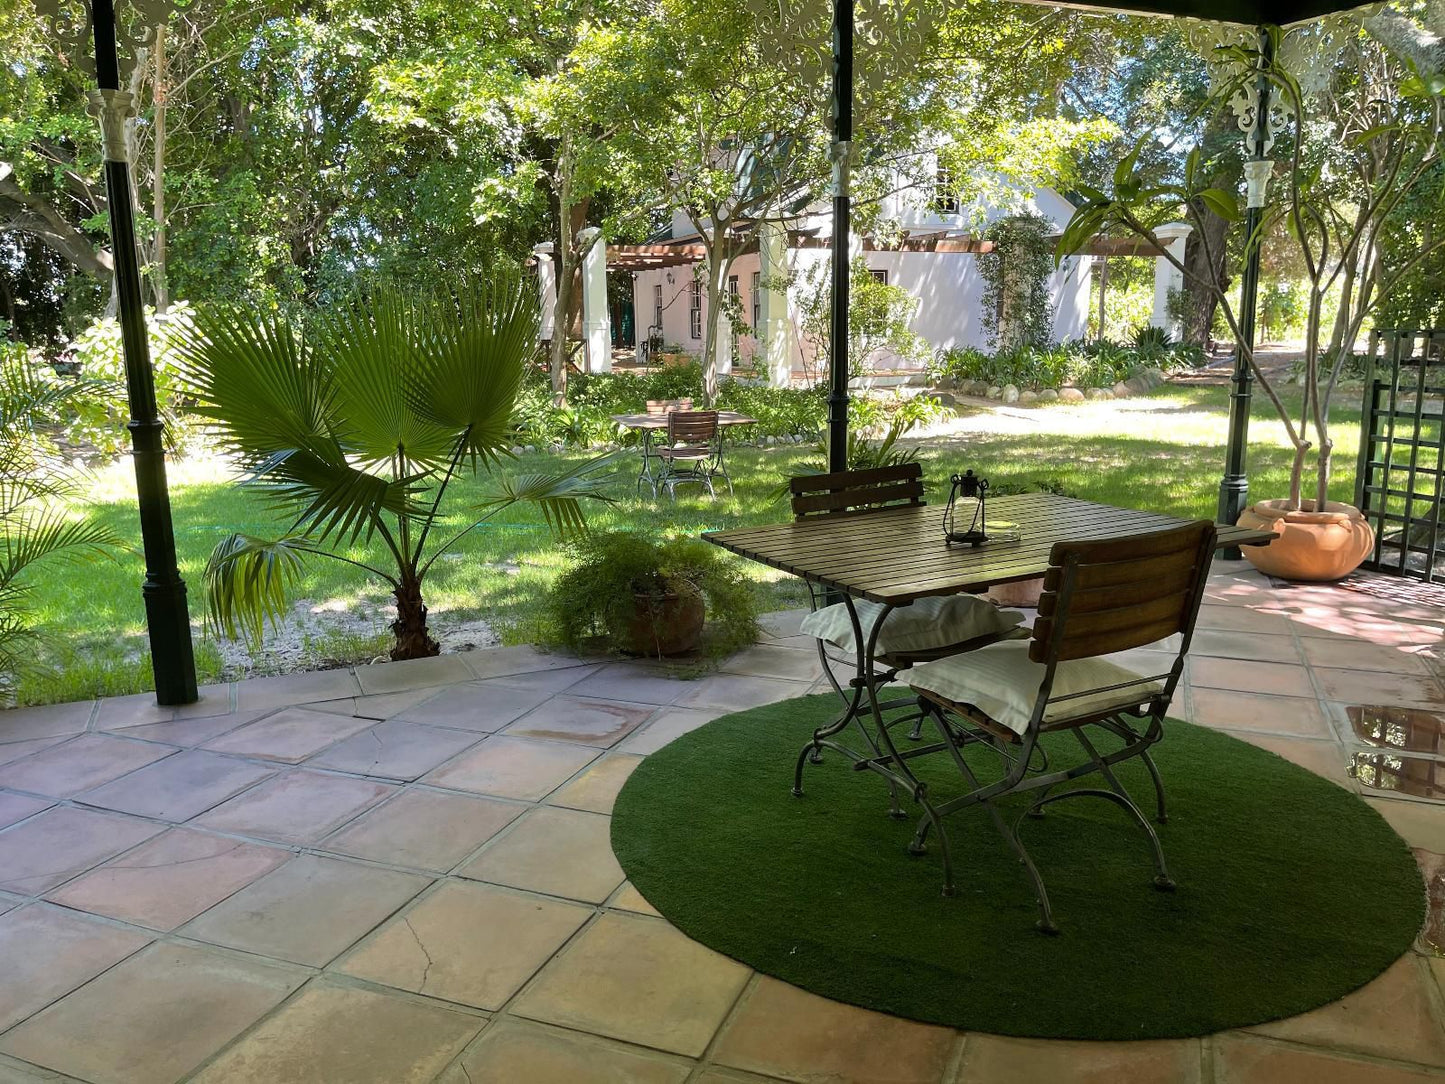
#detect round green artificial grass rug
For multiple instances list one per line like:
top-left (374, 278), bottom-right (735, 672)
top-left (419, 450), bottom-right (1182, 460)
top-left (611, 693), bottom-right (1425, 1040)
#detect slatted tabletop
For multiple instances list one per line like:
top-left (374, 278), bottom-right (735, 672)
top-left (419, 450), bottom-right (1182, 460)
top-left (611, 412), bottom-right (757, 430)
top-left (704, 492), bottom-right (1276, 605)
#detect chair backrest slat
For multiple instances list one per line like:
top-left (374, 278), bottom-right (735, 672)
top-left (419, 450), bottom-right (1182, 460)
top-left (667, 409), bottom-right (718, 444)
top-left (647, 398), bottom-right (694, 416)
top-left (790, 463), bottom-right (925, 519)
top-left (1031, 521), bottom-right (1216, 664)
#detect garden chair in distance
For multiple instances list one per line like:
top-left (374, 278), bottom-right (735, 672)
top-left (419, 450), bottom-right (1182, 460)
top-left (904, 519), bottom-right (1216, 932)
top-left (656, 409), bottom-right (721, 499)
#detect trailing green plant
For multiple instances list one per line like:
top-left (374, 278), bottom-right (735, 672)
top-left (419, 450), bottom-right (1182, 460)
top-left (979, 213), bottom-right (1056, 352)
top-left (178, 273), bottom-right (616, 662)
top-left (542, 531), bottom-right (759, 659)
top-left (796, 256), bottom-right (930, 383)
top-left (0, 352), bottom-right (121, 698)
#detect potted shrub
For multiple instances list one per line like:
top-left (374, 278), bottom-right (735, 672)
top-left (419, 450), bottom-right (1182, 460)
top-left (1057, 27), bottom-right (1444, 580)
top-left (544, 531), bottom-right (759, 658)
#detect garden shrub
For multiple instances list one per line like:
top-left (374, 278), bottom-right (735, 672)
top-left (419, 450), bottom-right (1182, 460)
top-left (930, 337), bottom-right (1203, 393)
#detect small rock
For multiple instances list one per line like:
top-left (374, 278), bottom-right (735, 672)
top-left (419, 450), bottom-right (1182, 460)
top-left (1086, 387), bottom-right (1112, 400)
top-left (1112, 381), bottom-right (1132, 398)
top-left (1145, 366), bottom-right (1168, 387)
top-left (986, 385), bottom-right (1003, 400)
top-left (967, 380), bottom-right (989, 397)
top-left (925, 390), bottom-right (957, 407)
top-left (1125, 376), bottom-right (1152, 394)
top-left (1018, 390), bottom-right (1039, 405)
top-left (1038, 389), bottom-right (1060, 403)
top-left (1059, 387), bottom-right (1085, 402)
top-left (765, 435), bottom-right (776, 446)
top-left (1001, 384), bottom-right (1020, 403)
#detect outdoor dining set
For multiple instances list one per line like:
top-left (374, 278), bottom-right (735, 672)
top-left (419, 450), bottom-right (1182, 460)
top-left (611, 399), bottom-right (756, 499)
top-left (705, 464), bottom-right (1276, 931)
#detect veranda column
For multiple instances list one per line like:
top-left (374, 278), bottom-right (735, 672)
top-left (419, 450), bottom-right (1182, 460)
top-left (758, 220), bottom-right (794, 388)
top-left (578, 227), bottom-right (612, 374)
top-left (1149, 223), bottom-right (1191, 334)
top-left (533, 242), bottom-right (556, 344)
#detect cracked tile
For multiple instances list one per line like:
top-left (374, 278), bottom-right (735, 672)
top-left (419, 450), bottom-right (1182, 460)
top-left (0, 735), bottom-right (175, 799)
top-left (322, 788), bottom-right (522, 872)
top-left (202, 706), bottom-right (374, 763)
top-left (0, 807), bottom-right (164, 895)
top-left (306, 720), bottom-right (483, 781)
top-left (191, 770), bottom-right (395, 844)
top-left (458, 807), bottom-right (623, 903)
top-left (438, 1018), bottom-right (691, 1084)
top-left (395, 682), bottom-right (553, 733)
top-left (423, 737), bottom-right (596, 801)
top-left (78, 750), bottom-right (275, 821)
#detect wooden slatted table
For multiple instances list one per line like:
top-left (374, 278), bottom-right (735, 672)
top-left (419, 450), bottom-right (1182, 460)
top-left (705, 492), bottom-right (1275, 604)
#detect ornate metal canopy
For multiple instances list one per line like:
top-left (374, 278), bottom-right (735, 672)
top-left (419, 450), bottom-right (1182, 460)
top-left (32, 0), bottom-right (173, 81)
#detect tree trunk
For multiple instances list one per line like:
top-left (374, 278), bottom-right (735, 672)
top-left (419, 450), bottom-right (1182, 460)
top-left (390, 574), bottom-right (440, 660)
top-left (700, 237), bottom-right (733, 406)
top-left (151, 23), bottom-right (169, 313)
top-left (548, 136), bottom-right (588, 407)
top-left (1181, 200), bottom-right (1229, 346)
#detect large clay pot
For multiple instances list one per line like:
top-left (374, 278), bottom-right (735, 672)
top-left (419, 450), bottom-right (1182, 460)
top-left (624, 580), bottom-right (706, 657)
top-left (1236, 499), bottom-right (1375, 582)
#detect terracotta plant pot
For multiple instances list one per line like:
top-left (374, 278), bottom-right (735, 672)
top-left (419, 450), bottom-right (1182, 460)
top-left (986, 576), bottom-right (1045, 608)
top-left (1236, 499), bottom-right (1375, 582)
top-left (624, 580), bottom-right (706, 657)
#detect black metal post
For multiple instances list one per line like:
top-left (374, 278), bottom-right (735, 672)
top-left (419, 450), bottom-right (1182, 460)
top-left (826, 0), bottom-right (853, 474)
top-left (91, 0), bottom-right (197, 704)
top-left (1217, 25), bottom-right (1274, 558)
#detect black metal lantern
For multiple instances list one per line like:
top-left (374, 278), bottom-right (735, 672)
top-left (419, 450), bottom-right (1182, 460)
top-left (944, 470), bottom-right (989, 546)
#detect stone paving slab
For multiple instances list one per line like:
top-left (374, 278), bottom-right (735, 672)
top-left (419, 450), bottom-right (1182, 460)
top-left (0, 566), bottom-right (1443, 1082)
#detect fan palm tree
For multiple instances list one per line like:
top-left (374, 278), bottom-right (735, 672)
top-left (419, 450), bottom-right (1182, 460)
top-left (0, 352), bottom-right (120, 693)
top-left (178, 274), bottom-right (615, 661)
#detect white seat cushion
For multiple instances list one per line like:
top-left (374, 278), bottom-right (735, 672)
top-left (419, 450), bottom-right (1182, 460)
top-left (800, 595), bottom-right (1026, 656)
top-left (907, 640), bottom-right (1164, 736)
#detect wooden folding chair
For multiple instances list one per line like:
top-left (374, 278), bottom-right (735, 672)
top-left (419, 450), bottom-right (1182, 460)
top-left (904, 520), bottom-right (1217, 931)
top-left (656, 410), bottom-right (720, 499)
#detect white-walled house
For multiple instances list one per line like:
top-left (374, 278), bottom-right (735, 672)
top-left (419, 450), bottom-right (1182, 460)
top-left (535, 169), bottom-right (1188, 384)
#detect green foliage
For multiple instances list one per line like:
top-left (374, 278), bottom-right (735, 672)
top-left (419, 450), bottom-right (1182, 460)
top-left (63, 303), bottom-right (199, 458)
top-left (542, 530), bottom-right (758, 659)
top-left (796, 257), bottom-right (931, 380)
top-left (979, 214), bottom-right (1056, 352)
top-left (178, 273), bottom-right (614, 659)
top-left (931, 337), bottom-right (1200, 394)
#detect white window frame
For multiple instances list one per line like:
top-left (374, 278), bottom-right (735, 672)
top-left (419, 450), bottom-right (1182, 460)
top-left (751, 271), bottom-right (761, 332)
top-left (688, 280), bottom-right (702, 340)
top-left (652, 283), bottom-right (663, 332)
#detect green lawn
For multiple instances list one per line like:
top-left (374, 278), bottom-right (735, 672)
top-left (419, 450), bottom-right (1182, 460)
top-left (15, 381), bottom-right (1364, 706)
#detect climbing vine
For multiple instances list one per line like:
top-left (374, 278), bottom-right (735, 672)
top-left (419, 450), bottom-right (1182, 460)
top-left (978, 213), bottom-right (1055, 352)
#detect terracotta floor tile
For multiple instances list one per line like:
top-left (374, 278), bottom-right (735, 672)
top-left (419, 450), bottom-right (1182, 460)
top-left (609, 881), bottom-right (661, 917)
top-left (458, 806), bottom-right (623, 903)
top-left (355, 653), bottom-right (477, 694)
top-left (1291, 613), bottom-right (1445, 647)
top-left (395, 682), bottom-right (554, 732)
top-left (202, 707), bottom-right (374, 763)
top-left (1195, 606), bottom-right (1295, 635)
top-left (1189, 630), bottom-right (1303, 664)
top-left (322, 788), bottom-right (521, 871)
top-left (620, 708), bottom-right (723, 755)
top-left (306, 720), bottom-right (483, 780)
top-left (191, 769), bottom-right (395, 844)
top-left (674, 673), bottom-right (812, 712)
top-left (307, 686), bottom-right (442, 720)
top-left (1366, 797), bottom-right (1445, 853)
top-left (1214, 1034), bottom-right (1443, 1083)
top-left (232, 668), bottom-right (360, 711)
top-left (712, 976), bottom-right (956, 1084)
top-left (504, 696), bottom-right (655, 748)
top-left (190, 978), bottom-right (482, 1083)
top-left (78, 749), bottom-right (275, 821)
top-left (0, 702), bottom-right (93, 745)
top-left (423, 736), bottom-right (597, 801)
top-left (0, 941), bottom-right (304, 1084)
top-left (46, 828), bottom-right (289, 931)
top-left (1315, 668), bottom-right (1445, 710)
top-left (955, 1033), bottom-right (1197, 1083)
top-left (1300, 638), bottom-right (1433, 674)
top-left (719, 645), bottom-right (825, 682)
top-left (336, 880), bottom-right (590, 1010)
top-left (1250, 955), bottom-right (1445, 1066)
top-left (107, 713), bottom-right (257, 747)
top-left (484, 664), bottom-right (602, 695)
top-left (0, 737), bottom-right (66, 769)
top-left (1188, 688), bottom-right (1332, 737)
top-left (0, 793), bottom-right (49, 830)
top-left (438, 1018), bottom-right (691, 1084)
top-left (0, 1056), bottom-right (54, 1082)
top-left (180, 854), bottom-right (428, 966)
top-left (0, 807), bottom-right (163, 894)
top-left (564, 665), bottom-right (691, 705)
top-left (0, 735), bottom-right (175, 799)
top-left (465, 645), bottom-right (590, 680)
top-left (93, 690), bottom-right (232, 731)
top-left (1234, 734), bottom-right (1353, 788)
top-left (548, 754), bottom-right (644, 814)
top-left (0, 904), bottom-right (151, 1031)
top-left (1189, 657), bottom-right (1316, 698)
top-left (511, 911), bottom-right (751, 1057)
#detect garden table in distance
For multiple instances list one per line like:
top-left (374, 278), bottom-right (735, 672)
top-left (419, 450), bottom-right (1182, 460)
top-left (612, 410), bottom-right (757, 496)
top-left (703, 492), bottom-right (1277, 817)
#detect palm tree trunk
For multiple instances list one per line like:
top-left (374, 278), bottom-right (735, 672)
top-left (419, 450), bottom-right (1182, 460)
top-left (391, 573), bottom-right (440, 660)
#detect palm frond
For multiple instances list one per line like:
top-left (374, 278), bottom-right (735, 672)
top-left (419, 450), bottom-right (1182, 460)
top-left (0, 511), bottom-right (122, 591)
top-left (475, 454), bottom-right (618, 539)
top-left (203, 533), bottom-right (310, 648)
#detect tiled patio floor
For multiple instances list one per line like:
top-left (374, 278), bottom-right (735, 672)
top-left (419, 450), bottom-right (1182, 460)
top-left (1, 561), bottom-right (1444, 1083)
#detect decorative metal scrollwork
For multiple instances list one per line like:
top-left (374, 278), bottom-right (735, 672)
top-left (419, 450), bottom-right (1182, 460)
top-left (32, 0), bottom-right (174, 81)
top-left (752, 0), bottom-right (938, 94)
